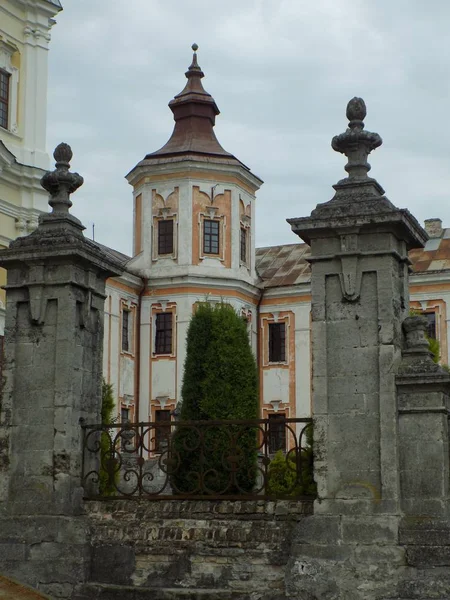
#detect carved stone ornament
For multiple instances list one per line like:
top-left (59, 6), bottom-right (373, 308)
top-left (206, 206), bottom-right (218, 219)
top-left (338, 233), bottom-right (362, 302)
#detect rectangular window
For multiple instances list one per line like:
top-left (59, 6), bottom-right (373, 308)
top-left (240, 227), bottom-right (247, 263)
top-left (158, 219), bottom-right (174, 255)
top-left (269, 322), bottom-right (286, 362)
top-left (155, 312), bottom-right (173, 354)
top-left (0, 70), bottom-right (10, 130)
top-left (268, 414), bottom-right (286, 454)
top-left (155, 409), bottom-right (171, 452)
top-left (203, 219), bottom-right (219, 254)
top-left (121, 407), bottom-right (130, 423)
top-left (423, 312), bottom-right (437, 339)
top-left (122, 309), bottom-right (130, 352)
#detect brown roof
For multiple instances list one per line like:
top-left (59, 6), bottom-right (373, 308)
top-left (144, 47), bottom-right (242, 166)
top-left (409, 229), bottom-right (450, 274)
top-left (256, 244), bottom-right (311, 288)
top-left (256, 229), bottom-right (450, 289)
top-left (0, 575), bottom-right (50, 599)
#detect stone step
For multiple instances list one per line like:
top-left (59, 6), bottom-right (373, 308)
top-left (76, 583), bottom-right (254, 599)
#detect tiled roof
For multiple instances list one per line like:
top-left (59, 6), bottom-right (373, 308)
top-left (256, 243), bottom-right (311, 287)
top-left (0, 575), bottom-right (50, 599)
top-left (256, 229), bottom-right (450, 289)
top-left (96, 242), bottom-right (131, 269)
top-left (409, 228), bottom-right (450, 274)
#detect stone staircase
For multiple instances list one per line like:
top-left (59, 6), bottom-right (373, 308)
top-left (79, 500), bottom-right (312, 600)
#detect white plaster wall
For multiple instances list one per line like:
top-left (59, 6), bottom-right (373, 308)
top-left (263, 369), bottom-right (290, 405)
top-left (259, 299), bottom-right (311, 418)
top-left (151, 360), bottom-right (176, 399)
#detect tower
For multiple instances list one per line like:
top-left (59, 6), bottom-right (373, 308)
top-left (124, 45), bottom-right (263, 421)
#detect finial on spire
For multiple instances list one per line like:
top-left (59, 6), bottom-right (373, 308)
top-left (41, 143), bottom-right (84, 214)
top-left (332, 97), bottom-right (382, 180)
top-left (187, 42), bottom-right (203, 76)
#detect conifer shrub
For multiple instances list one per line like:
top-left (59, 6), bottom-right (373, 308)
top-left (266, 425), bottom-right (316, 498)
top-left (171, 302), bottom-right (258, 495)
top-left (99, 379), bottom-right (118, 495)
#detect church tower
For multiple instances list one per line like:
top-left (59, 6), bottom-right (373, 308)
top-left (125, 45), bottom-right (263, 421)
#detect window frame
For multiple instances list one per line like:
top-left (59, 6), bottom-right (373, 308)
top-left (154, 312), bottom-right (173, 355)
top-left (0, 69), bottom-right (10, 130)
top-left (268, 322), bottom-right (286, 363)
top-left (158, 219), bottom-right (174, 255)
top-left (203, 219), bottom-right (220, 255)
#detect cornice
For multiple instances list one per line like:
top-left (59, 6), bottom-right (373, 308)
top-left (138, 273), bottom-right (261, 301)
top-left (127, 157), bottom-right (263, 193)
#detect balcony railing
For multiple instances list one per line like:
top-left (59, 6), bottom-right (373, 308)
top-left (81, 417), bottom-right (315, 500)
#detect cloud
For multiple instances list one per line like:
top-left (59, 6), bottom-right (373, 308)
top-left (46, 0), bottom-right (450, 256)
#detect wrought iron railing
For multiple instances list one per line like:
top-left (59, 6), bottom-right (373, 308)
top-left (81, 417), bottom-right (314, 500)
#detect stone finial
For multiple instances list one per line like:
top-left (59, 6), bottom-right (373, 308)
top-left (41, 143), bottom-right (84, 214)
top-left (402, 315), bottom-right (430, 352)
top-left (331, 98), bottom-right (382, 180)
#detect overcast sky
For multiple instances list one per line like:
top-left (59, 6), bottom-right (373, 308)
top-left (46, 0), bottom-right (450, 256)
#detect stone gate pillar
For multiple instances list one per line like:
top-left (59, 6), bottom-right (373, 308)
top-left (0, 144), bottom-right (122, 597)
top-left (289, 99), bottom-right (427, 515)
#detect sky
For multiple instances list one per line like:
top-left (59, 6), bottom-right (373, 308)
top-left (46, 0), bottom-right (450, 256)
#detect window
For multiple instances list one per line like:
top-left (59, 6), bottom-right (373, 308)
top-left (269, 323), bottom-right (286, 362)
top-left (158, 219), bottom-right (174, 255)
top-left (240, 227), bottom-right (247, 263)
top-left (0, 70), bottom-right (10, 130)
top-left (423, 312), bottom-right (437, 339)
top-left (203, 219), bottom-right (219, 254)
top-left (155, 312), bottom-right (173, 354)
top-left (122, 309), bottom-right (131, 352)
top-left (268, 414), bottom-right (286, 454)
top-left (155, 409), bottom-right (171, 452)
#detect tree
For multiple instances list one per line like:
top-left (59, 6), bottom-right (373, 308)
top-left (99, 379), bottom-right (117, 495)
top-left (171, 302), bottom-right (258, 494)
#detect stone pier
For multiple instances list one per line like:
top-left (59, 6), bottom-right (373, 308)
top-left (0, 144), bottom-right (122, 598)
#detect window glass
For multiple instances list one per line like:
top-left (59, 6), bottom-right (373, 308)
top-left (204, 219), bottom-right (219, 254)
top-left (268, 414), bottom-right (286, 453)
top-left (269, 322), bottom-right (286, 362)
top-left (240, 228), bottom-right (247, 263)
top-left (122, 309), bottom-right (130, 352)
top-left (155, 312), bottom-right (173, 354)
top-left (423, 312), bottom-right (437, 339)
top-left (0, 70), bottom-right (10, 129)
top-left (158, 219), bottom-right (174, 255)
top-left (155, 409), bottom-right (171, 452)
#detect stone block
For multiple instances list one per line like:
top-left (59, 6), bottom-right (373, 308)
top-left (293, 515), bottom-right (341, 545)
top-left (91, 544), bottom-right (136, 585)
top-left (341, 516), bottom-right (398, 544)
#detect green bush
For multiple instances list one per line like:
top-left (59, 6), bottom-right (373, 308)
top-left (99, 379), bottom-right (117, 496)
top-left (171, 302), bottom-right (258, 495)
top-left (266, 425), bottom-right (316, 498)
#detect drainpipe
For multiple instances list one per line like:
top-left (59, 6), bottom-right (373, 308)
top-left (256, 287), bottom-right (264, 416)
top-left (134, 277), bottom-right (148, 424)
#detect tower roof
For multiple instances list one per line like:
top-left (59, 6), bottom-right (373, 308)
top-left (143, 44), bottom-right (242, 165)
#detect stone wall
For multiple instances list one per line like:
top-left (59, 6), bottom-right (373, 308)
top-left (78, 499), bottom-right (312, 600)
